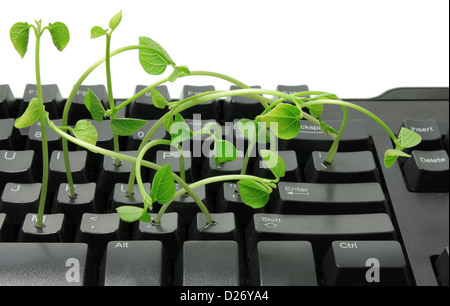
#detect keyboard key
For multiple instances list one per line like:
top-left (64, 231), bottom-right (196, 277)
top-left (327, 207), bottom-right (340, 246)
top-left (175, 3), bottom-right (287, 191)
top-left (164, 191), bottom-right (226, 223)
top-left (52, 183), bottom-right (99, 226)
top-left (110, 183), bottom-right (151, 211)
top-left (128, 85), bottom-right (171, 120)
top-left (0, 183), bottom-right (41, 226)
top-left (248, 241), bottom-right (317, 286)
top-left (75, 213), bottom-right (129, 259)
top-left (26, 119), bottom-right (64, 156)
top-left (179, 85), bottom-right (220, 121)
top-left (125, 120), bottom-right (168, 151)
top-left (189, 212), bottom-right (240, 242)
top-left (132, 212), bottom-right (185, 260)
top-left (68, 85), bottom-right (109, 124)
top-left (273, 182), bottom-right (387, 214)
top-left (20, 84), bottom-right (64, 119)
top-left (304, 151), bottom-right (379, 183)
top-left (48, 150), bottom-right (90, 193)
top-left (402, 119), bottom-right (443, 151)
top-left (0, 243), bottom-right (89, 286)
top-left (435, 247), bottom-right (449, 286)
top-left (88, 120), bottom-right (114, 150)
top-left (0, 84), bottom-right (16, 118)
top-left (0, 213), bottom-right (5, 241)
top-left (276, 84), bottom-right (310, 99)
top-left (0, 118), bottom-right (22, 150)
top-left (17, 213), bottom-right (67, 242)
top-left (152, 150), bottom-right (196, 183)
top-left (201, 152), bottom-right (244, 192)
top-left (246, 213), bottom-right (395, 260)
top-left (320, 241), bottom-right (409, 286)
top-left (287, 119), bottom-right (371, 163)
top-left (175, 240), bottom-right (241, 286)
top-left (253, 150), bottom-right (302, 182)
top-left (100, 240), bottom-right (170, 286)
top-left (223, 85), bottom-right (265, 122)
top-left (0, 150), bottom-right (36, 190)
top-left (97, 151), bottom-right (140, 194)
top-left (403, 150), bottom-right (449, 192)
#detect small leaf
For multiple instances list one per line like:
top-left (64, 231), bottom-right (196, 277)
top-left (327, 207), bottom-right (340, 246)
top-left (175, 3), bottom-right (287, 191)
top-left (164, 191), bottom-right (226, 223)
top-left (384, 149), bottom-right (411, 168)
top-left (109, 10), bottom-right (122, 30)
top-left (237, 180), bottom-right (271, 209)
top-left (260, 150), bottom-right (286, 179)
top-left (151, 164), bottom-right (176, 205)
top-left (14, 98), bottom-right (40, 128)
top-left (150, 89), bottom-right (168, 109)
top-left (110, 118), bottom-right (147, 136)
top-left (91, 26), bottom-right (108, 39)
top-left (139, 36), bottom-right (173, 75)
top-left (214, 140), bottom-right (238, 166)
top-left (398, 127), bottom-right (422, 149)
top-left (72, 120), bottom-right (98, 145)
top-left (10, 22), bottom-right (30, 58)
top-left (116, 206), bottom-right (145, 223)
top-left (48, 22), bottom-right (70, 51)
top-left (139, 211), bottom-right (151, 223)
top-left (257, 104), bottom-right (302, 140)
top-left (306, 104), bottom-right (324, 119)
top-left (84, 89), bottom-right (106, 122)
top-left (170, 114), bottom-right (192, 143)
top-left (168, 65), bottom-right (190, 82)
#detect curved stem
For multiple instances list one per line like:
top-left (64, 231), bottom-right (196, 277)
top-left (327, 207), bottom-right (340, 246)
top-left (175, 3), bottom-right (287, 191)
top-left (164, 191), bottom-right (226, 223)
top-left (324, 106), bottom-right (348, 164)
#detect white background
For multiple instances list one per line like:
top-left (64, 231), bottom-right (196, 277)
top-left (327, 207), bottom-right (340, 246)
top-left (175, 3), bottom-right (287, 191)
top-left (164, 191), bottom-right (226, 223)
top-left (0, 0), bottom-right (448, 100)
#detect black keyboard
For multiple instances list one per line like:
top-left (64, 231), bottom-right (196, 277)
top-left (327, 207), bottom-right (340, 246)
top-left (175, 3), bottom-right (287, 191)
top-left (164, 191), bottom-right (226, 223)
top-left (0, 84), bottom-right (448, 287)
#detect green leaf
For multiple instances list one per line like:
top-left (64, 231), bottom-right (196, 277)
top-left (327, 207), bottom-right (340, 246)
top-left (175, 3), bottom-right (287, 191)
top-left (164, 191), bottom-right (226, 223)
top-left (257, 104), bottom-right (302, 140)
top-left (384, 149), bottom-right (411, 168)
top-left (72, 120), bottom-right (98, 145)
top-left (214, 140), bottom-right (238, 166)
top-left (306, 104), bottom-right (324, 119)
top-left (237, 180), bottom-right (271, 209)
top-left (48, 22), bottom-right (70, 51)
top-left (110, 118), bottom-right (147, 136)
top-left (10, 22), bottom-right (30, 58)
top-left (138, 211), bottom-right (151, 223)
top-left (14, 98), bottom-right (40, 128)
top-left (84, 89), bottom-right (106, 122)
top-left (116, 206), bottom-right (146, 223)
top-left (151, 164), bottom-right (176, 205)
top-left (398, 127), bottom-right (422, 149)
top-left (168, 65), bottom-right (190, 82)
top-left (109, 10), bottom-right (122, 30)
top-left (91, 26), bottom-right (108, 39)
top-left (260, 150), bottom-right (286, 179)
top-left (150, 89), bottom-right (168, 109)
top-left (139, 36), bottom-right (173, 75)
top-left (170, 114), bottom-right (192, 143)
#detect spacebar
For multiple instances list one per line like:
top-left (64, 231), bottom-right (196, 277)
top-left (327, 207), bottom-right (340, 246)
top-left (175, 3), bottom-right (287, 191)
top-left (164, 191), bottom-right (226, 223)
top-left (246, 213), bottom-right (396, 260)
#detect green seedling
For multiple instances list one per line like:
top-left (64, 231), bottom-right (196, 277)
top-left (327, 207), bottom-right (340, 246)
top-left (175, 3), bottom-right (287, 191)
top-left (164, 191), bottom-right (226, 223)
top-left (10, 11), bottom-right (422, 229)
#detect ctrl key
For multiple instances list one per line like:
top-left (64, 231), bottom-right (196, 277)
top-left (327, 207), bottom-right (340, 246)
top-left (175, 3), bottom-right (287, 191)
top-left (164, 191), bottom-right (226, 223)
top-left (320, 241), bottom-right (409, 286)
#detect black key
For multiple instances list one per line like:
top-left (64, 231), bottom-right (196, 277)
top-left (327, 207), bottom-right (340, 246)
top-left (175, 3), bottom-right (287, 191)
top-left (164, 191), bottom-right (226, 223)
top-left (320, 241), bottom-right (409, 286)
top-left (249, 241), bottom-right (317, 286)
top-left (201, 152), bottom-right (244, 192)
top-left (179, 85), bottom-right (220, 121)
top-left (88, 120), bottom-right (114, 150)
top-left (0, 243), bottom-right (88, 286)
top-left (68, 85), bottom-right (109, 124)
top-left (125, 120), bottom-right (168, 153)
top-left (217, 182), bottom-right (266, 226)
top-left (246, 213), bottom-right (395, 260)
top-left (132, 212), bottom-right (185, 260)
top-left (435, 247), bottom-right (449, 286)
top-left (0, 118), bottom-right (22, 150)
top-left (0, 84), bottom-right (16, 118)
top-left (254, 150), bottom-right (302, 182)
top-left (0, 183), bottom-right (41, 226)
top-left (403, 150), bottom-right (449, 192)
top-left (26, 119), bottom-right (63, 155)
top-left (75, 213), bottom-right (128, 259)
top-left (402, 119), bottom-right (443, 151)
top-left (128, 85), bottom-right (171, 119)
top-left (110, 183), bottom-right (151, 212)
top-left (287, 119), bottom-right (371, 163)
top-left (97, 151), bottom-right (139, 194)
top-left (304, 151), bottom-right (379, 183)
top-left (100, 240), bottom-right (170, 286)
top-left (0, 213), bottom-right (5, 241)
top-left (445, 130), bottom-right (449, 152)
top-left (20, 84), bottom-right (63, 119)
top-left (276, 84), bottom-right (310, 99)
top-left (175, 240), bottom-right (241, 286)
top-left (0, 150), bottom-right (36, 190)
top-left (223, 85), bottom-right (265, 122)
top-left (17, 213), bottom-right (67, 242)
top-left (52, 183), bottom-right (99, 226)
top-left (152, 150), bottom-right (196, 183)
top-left (163, 184), bottom-right (209, 226)
top-left (273, 182), bottom-right (387, 214)
top-left (48, 150), bottom-right (90, 193)
top-left (189, 212), bottom-right (240, 242)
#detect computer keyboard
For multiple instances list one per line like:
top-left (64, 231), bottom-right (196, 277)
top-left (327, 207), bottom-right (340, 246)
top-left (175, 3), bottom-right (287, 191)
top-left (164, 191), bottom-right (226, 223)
top-left (0, 84), bottom-right (448, 287)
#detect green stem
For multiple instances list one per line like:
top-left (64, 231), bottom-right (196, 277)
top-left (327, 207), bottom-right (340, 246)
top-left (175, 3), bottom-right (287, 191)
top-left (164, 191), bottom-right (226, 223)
top-left (241, 138), bottom-right (256, 175)
top-left (324, 106), bottom-right (348, 164)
